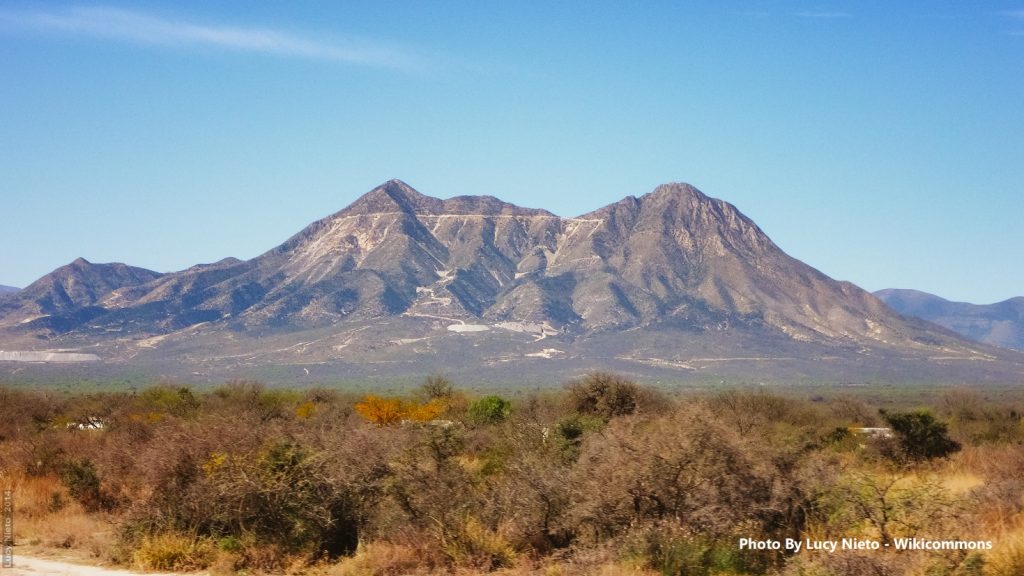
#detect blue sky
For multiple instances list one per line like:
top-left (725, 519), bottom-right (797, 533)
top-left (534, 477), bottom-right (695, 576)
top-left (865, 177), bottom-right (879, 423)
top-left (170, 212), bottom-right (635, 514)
top-left (1, 2), bottom-right (1022, 303)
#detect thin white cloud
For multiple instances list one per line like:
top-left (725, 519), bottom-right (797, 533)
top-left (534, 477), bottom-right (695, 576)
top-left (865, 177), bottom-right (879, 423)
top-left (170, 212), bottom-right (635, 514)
top-left (0, 6), bottom-right (420, 68)
top-left (795, 11), bottom-right (853, 19)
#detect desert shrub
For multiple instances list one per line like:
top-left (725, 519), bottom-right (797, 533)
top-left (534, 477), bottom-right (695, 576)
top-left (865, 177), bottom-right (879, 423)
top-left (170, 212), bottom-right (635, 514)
top-left (209, 380), bottom-right (296, 422)
top-left (419, 374), bottom-right (455, 401)
top-left (938, 390), bottom-right (1024, 446)
top-left (355, 395), bottom-right (446, 426)
top-left (17, 431), bottom-right (66, 477)
top-left (198, 439), bottom-right (358, 555)
top-left (555, 414), bottom-right (604, 461)
top-left (962, 444), bottom-right (1024, 527)
top-left (118, 409), bottom-right (399, 563)
top-left (882, 409), bottom-right (961, 461)
top-left (133, 532), bottom-right (216, 571)
top-left (0, 388), bottom-right (68, 441)
top-left (60, 459), bottom-right (114, 512)
top-left (380, 424), bottom-right (484, 559)
top-left (780, 552), bottom-right (909, 576)
top-left (567, 372), bottom-right (646, 421)
top-left (445, 517), bottom-right (516, 570)
top-left (815, 472), bottom-right (957, 546)
top-left (405, 399), bottom-right (446, 422)
top-left (622, 524), bottom-right (763, 576)
top-left (461, 407), bottom-right (580, 552)
top-left (330, 541), bottom-right (431, 576)
top-left (138, 385), bottom-right (200, 418)
top-left (295, 400), bottom-right (317, 419)
top-left (468, 395), bottom-right (511, 425)
top-left (706, 390), bottom-right (836, 443)
top-left (356, 395), bottom-right (405, 426)
top-left (828, 395), bottom-right (881, 427)
top-left (566, 405), bottom-right (783, 547)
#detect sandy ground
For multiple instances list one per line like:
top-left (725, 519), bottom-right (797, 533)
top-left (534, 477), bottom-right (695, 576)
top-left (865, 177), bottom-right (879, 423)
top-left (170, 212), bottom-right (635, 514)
top-left (3, 555), bottom-right (184, 576)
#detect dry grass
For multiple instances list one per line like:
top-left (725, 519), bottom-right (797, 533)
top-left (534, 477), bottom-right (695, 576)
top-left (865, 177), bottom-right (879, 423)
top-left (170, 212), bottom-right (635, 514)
top-left (939, 471), bottom-right (984, 495)
top-left (486, 559), bottom-right (659, 576)
top-left (1, 469), bottom-right (115, 560)
top-left (132, 533), bottom-right (216, 571)
top-left (446, 518), bottom-right (518, 571)
top-left (984, 524), bottom-right (1024, 576)
top-left (329, 542), bottom-right (433, 576)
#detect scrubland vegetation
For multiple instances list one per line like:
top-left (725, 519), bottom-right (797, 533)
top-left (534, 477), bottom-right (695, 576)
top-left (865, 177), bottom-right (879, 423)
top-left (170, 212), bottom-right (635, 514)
top-left (1, 374), bottom-right (1023, 575)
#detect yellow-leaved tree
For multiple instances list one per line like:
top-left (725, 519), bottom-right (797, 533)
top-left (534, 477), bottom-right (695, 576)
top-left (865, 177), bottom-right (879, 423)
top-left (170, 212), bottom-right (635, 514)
top-left (355, 395), bottom-right (446, 426)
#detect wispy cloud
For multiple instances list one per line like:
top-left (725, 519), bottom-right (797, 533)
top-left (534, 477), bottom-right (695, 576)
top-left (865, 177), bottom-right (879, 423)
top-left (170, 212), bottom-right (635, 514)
top-left (1001, 10), bottom-right (1024, 19)
top-left (0, 6), bottom-right (421, 68)
top-left (795, 11), bottom-right (853, 19)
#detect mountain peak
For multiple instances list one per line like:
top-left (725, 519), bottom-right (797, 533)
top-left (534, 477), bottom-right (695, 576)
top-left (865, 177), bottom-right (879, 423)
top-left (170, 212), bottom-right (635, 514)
top-left (648, 182), bottom-right (706, 198)
top-left (579, 182), bottom-right (715, 221)
top-left (340, 180), bottom-right (553, 218)
top-left (640, 183), bottom-right (717, 211)
top-left (380, 178), bottom-right (422, 198)
top-left (3, 259), bottom-right (163, 322)
top-left (343, 179), bottom-right (442, 215)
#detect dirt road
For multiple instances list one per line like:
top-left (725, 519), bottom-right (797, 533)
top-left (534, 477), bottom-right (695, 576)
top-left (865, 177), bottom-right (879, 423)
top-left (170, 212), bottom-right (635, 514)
top-left (3, 555), bottom-right (183, 576)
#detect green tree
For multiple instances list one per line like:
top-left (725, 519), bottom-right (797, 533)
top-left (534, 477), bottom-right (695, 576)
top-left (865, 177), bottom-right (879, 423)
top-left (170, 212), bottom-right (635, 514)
top-left (468, 395), bottom-right (511, 424)
top-left (881, 409), bottom-right (961, 461)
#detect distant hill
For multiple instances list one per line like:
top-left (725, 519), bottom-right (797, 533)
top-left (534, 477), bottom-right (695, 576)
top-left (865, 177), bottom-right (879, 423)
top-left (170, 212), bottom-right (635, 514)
top-left (0, 258), bottom-right (163, 333)
top-left (1, 180), bottom-right (1020, 384)
top-left (876, 289), bottom-right (1024, 351)
top-left (0, 285), bottom-right (18, 295)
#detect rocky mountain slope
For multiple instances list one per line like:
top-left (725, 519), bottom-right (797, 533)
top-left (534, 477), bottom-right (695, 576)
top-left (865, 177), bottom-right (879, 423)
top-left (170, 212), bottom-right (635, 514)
top-left (1, 180), bottom-right (1019, 384)
top-left (876, 289), bottom-right (1024, 351)
top-left (0, 285), bottom-right (18, 295)
top-left (0, 259), bottom-right (162, 333)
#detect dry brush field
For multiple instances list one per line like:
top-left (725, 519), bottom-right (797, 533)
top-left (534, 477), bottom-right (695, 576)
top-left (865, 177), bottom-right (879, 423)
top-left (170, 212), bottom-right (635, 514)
top-left (2, 375), bottom-right (1024, 576)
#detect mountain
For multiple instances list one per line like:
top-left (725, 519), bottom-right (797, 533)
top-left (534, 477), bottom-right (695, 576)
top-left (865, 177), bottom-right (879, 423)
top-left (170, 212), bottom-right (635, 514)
top-left (876, 289), bottom-right (1024, 351)
top-left (0, 258), bottom-right (163, 333)
top-left (0, 285), bottom-right (18, 295)
top-left (1, 180), bottom-right (1020, 384)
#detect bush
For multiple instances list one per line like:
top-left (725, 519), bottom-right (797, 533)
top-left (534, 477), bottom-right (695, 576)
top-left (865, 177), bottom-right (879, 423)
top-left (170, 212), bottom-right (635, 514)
top-left (419, 374), bottom-right (455, 401)
top-left (356, 395), bottom-right (405, 426)
top-left (566, 372), bottom-right (668, 422)
top-left (624, 525), bottom-right (757, 576)
top-left (566, 405), bottom-right (780, 544)
top-left (355, 395), bottom-right (446, 426)
top-left (468, 395), bottom-right (511, 425)
top-left (882, 409), bottom-right (961, 461)
top-left (445, 517), bottom-right (516, 570)
top-left (555, 414), bottom-right (604, 460)
top-left (133, 533), bottom-right (216, 571)
top-left (60, 459), bottom-right (113, 512)
top-left (201, 439), bottom-right (358, 556)
top-left (138, 385), bottom-right (199, 418)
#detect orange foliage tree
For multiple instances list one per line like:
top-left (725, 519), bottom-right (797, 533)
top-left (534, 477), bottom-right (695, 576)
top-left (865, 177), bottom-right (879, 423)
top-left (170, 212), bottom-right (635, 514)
top-left (355, 395), bottom-right (445, 426)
